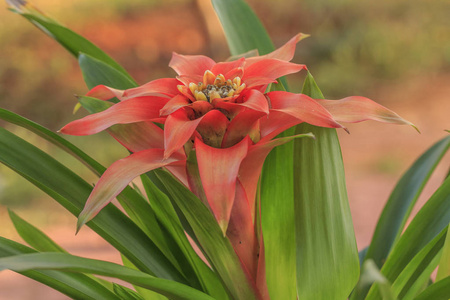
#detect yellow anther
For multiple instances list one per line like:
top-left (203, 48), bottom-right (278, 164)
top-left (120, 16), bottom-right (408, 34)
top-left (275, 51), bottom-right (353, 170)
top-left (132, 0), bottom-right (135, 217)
top-left (195, 90), bottom-right (208, 101)
top-left (209, 90), bottom-right (221, 101)
top-left (232, 83), bottom-right (238, 90)
top-left (232, 77), bottom-right (241, 87)
top-left (226, 79), bottom-right (233, 86)
top-left (214, 74), bottom-right (226, 86)
top-left (236, 83), bottom-right (246, 94)
top-left (177, 85), bottom-right (184, 93)
top-left (227, 90), bottom-right (234, 97)
top-left (189, 82), bottom-right (198, 95)
top-left (203, 70), bottom-right (216, 86)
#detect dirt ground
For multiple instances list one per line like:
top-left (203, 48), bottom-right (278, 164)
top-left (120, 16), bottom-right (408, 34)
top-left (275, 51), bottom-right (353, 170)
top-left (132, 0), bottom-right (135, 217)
top-left (0, 73), bottom-right (448, 299)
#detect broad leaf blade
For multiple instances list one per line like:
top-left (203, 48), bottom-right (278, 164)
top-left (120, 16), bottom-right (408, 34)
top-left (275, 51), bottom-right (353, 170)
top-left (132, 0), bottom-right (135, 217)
top-left (79, 53), bottom-right (137, 90)
top-left (436, 224), bottom-right (450, 280)
top-left (0, 253), bottom-right (214, 300)
top-left (0, 237), bottom-right (119, 300)
top-left (293, 72), bottom-right (359, 299)
top-left (365, 136), bottom-right (450, 269)
top-left (211, 0), bottom-right (274, 56)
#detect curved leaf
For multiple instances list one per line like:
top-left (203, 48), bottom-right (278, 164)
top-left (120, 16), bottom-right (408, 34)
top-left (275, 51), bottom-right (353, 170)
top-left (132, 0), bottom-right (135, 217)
top-left (0, 237), bottom-right (119, 300)
top-left (414, 276), bottom-right (450, 300)
top-left (0, 253), bottom-right (214, 300)
top-left (365, 136), bottom-right (450, 269)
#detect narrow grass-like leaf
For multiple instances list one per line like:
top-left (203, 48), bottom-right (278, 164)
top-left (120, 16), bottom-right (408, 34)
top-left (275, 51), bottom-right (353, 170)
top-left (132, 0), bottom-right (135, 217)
top-left (0, 237), bottom-right (119, 300)
top-left (0, 108), bottom-right (103, 176)
top-left (121, 254), bottom-right (168, 300)
top-left (113, 283), bottom-right (145, 300)
top-left (141, 175), bottom-right (230, 300)
top-left (436, 223), bottom-right (450, 281)
top-left (8, 4), bottom-right (133, 80)
top-left (8, 210), bottom-right (66, 253)
top-left (293, 72), bottom-right (359, 300)
top-left (0, 127), bottom-right (186, 283)
top-left (414, 276), bottom-right (450, 300)
top-left (154, 169), bottom-right (257, 300)
top-left (391, 227), bottom-right (446, 299)
top-left (0, 253), bottom-right (214, 300)
top-left (365, 176), bottom-right (450, 299)
top-left (365, 136), bottom-right (450, 269)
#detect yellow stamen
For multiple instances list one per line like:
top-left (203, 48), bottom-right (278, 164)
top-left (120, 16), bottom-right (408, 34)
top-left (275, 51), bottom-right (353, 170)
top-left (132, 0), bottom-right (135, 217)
top-left (214, 74), bottom-right (226, 86)
top-left (227, 90), bottom-right (234, 97)
top-left (189, 82), bottom-right (198, 95)
top-left (233, 77), bottom-right (241, 87)
top-left (236, 83), bottom-right (246, 94)
top-left (203, 70), bottom-right (216, 86)
top-left (177, 85), bottom-right (184, 93)
top-left (195, 90), bottom-right (208, 101)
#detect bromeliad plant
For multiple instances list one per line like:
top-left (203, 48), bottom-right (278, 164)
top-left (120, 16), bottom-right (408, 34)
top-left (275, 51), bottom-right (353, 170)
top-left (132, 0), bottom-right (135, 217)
top-left (0, 1), bottom-right (449, 300)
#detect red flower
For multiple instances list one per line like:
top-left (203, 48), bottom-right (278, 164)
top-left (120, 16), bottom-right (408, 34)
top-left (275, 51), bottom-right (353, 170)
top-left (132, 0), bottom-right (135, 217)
top-left (61, 34), bottom-right (414, 284)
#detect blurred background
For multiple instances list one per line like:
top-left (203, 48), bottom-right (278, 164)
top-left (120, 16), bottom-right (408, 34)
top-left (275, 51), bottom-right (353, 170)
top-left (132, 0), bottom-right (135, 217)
top-left (0, 0), bottom-right (449, 298)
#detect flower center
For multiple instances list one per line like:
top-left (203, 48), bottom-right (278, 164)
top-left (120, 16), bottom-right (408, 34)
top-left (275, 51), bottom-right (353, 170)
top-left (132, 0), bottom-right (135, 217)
top-left (188, 70), bottom-right (246, 102)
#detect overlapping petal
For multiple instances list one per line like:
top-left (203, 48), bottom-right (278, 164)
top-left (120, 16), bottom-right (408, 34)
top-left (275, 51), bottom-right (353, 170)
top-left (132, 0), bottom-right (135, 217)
top-left (242, 59), bottom-right (306, 83)
top-left (61, 97), bottom-right (168, 135)
top-left (195, 136), bottom-right (251, 234)
top-left (76, 149), bottom-right (185, 231)
top-left (316, 96), bottom-right (417, 129)
top-left (169, 52), bottom-right (216, 76)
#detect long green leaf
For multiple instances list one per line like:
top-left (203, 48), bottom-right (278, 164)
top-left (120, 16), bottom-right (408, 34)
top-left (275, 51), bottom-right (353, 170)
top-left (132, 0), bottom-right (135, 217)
top-left (436, 221), bottom-right (450, 281)
top-left (293, 72), bottom-right (359, 300)
top-left (8, 3), bottom-right (133, 81)
top-left (8, 210), bottom-right (66, 253)
top-left (365, 136), bottom-right (450, 269)
top-left (391, 227), bottom-right (446, 299)
top-left (0, 127), bottom-right (186, 283)
top-left (0, 253), bottom-right (214, 300)
top-left (211, 0), bottom-right (274, 56)
top-left (141, 175), bottom-right (229, 300)
top-left (414, 276), bottom-right (450, 300)
top-left (366, 176), bottom-right (450, 299)
top-left (154, 169), bottom-right (257, 300)
top-left (0, 237), bottom-right (119, 300)
top-left (113, 283), bottom-right (145, 300)
top-left (79, 53), bottom-right (137, 90)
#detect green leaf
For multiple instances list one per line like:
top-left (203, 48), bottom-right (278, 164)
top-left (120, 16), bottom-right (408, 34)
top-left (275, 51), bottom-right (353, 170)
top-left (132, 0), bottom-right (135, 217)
top-left (8, 210), bottom-right (66, 253)
top-left (414, 276), bottom-right (450, 300)
top-left (211, 0), bottom-right (274, 56)
top-left (113, 283), bottom-right (145, 300)
top-left (0, 127), bottom-right (186, 283)
top-left (365, 136), bottom-right (450, 269)
top-left (293, 72), bottom-right (359, 300)
top-left (141, 175), bottom-right (229, 300)
top-left (154, 169), bottom-right (257, 300)
top-left (9, 5), bottom-right (133, 81)
top-left (0, 253), bottom-right (214, 300)
top-left (352, 260), bottom-right (396, 300)
top-left (365, 176), bottom-right (450, 299)
top-left (0, 237), bottom-right (120, 300)
top-left (436, 223), bottom-right (450, 281)
top-left (391, 227), bottom-right (446, 299)
top-left (79, 53), bottom-right (137, 90)
top-left (121, 254), bottom-right (168, 300)
top-left (0, 108), bottom-right (103, 176)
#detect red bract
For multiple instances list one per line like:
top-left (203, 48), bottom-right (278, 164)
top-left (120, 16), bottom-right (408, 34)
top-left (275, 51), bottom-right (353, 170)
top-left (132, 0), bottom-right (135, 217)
top-left (61, 33), bottom-right (414, 291)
